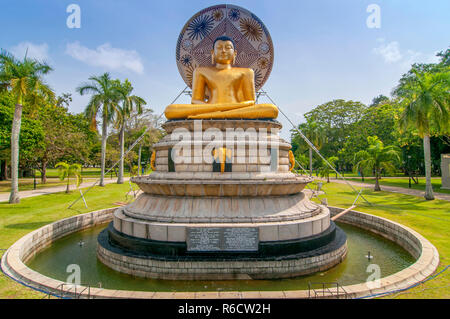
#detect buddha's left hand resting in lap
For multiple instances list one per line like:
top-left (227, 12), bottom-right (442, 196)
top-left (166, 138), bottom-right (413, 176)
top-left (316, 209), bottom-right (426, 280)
top-left (165, 36), bottom-right (278, 120)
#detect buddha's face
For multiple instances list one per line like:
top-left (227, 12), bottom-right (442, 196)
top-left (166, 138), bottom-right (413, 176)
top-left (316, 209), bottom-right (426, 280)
top-left (212, 40), bottom-right (237, 65)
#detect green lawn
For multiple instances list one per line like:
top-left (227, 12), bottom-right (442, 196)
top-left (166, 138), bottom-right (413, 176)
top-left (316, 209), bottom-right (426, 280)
top-left (346, 177), bottom-right (450, 194)
top-left (0, 177), bottom-right (98, 193)
top-left (315, 182), bottom-right (450, 299)
top-left (0, 181), bottom-right (448, 299)
top-left (35, 167), bottom-right (133, 178)
top-left (0, 167), bottom-right (151, 193)
top-left (0, 182), bottom-right (136, 299)
top-left (336, 172), bottom-right (406, 178)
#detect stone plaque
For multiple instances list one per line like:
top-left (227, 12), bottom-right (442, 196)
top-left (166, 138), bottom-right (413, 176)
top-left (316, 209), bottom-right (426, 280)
top-left (187, 227), bottom-right (259, 252)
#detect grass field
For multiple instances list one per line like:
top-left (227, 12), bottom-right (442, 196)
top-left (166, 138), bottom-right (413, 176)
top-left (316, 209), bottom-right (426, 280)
top-left (0, 181), bottom-right (448, 299)
top-left (345, 177), bottom-right (450, 194)
top-left (314, 182), bottom-right (450, 299)
top-left (0, 167), bottom-right (153, 193)
top-left (0, 182), bottom-right (136, 298)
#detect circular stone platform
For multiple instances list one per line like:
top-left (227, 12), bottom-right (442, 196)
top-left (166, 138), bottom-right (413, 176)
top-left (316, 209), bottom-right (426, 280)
top-left (1, 207), bottom-right (439, 298)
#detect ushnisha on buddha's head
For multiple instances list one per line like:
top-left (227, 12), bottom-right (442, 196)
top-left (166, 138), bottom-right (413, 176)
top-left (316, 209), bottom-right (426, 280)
top-left (211, 36), bottom-right (237, 66)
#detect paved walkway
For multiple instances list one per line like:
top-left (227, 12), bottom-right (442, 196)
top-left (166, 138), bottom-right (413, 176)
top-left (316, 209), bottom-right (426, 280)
top-left (2, 175), bottom-right (449, 203)
top-left (327, 178), bottom-right (450, 202)
top-left (0, 177), bottom-right (130, 203)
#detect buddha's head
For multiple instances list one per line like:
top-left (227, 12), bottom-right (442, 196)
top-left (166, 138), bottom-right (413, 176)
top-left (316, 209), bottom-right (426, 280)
top-left (211, 36), bottom-right (237, 65)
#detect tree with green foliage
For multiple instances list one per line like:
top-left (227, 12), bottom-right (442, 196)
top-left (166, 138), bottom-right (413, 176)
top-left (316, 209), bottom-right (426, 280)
top-left (296, 99), bottom-right (367, 172)
top-left (292, 120), bottom-right (326, 176)
top-left (340, 100), bottom-right (401, 167)
top-left (113, 79), bottom-right (146, 184)
top-left (77, 73), bottom-right (121, 187)
top-left (394, 64), bottom-right (449, 200)
top-left (55, 162), bottom-right (82, 193)
top-left (0, 50), bottom-right (53, 203)
top-left (32, 99), bottom-right (97, 183)
top-left (124, 108), bottom-right (162, 176)
top-left (353, 136), bottom-right (401, 191)
top-left (369, 94), bottom-right (390, 107)
top-left (317, 156), bottom-right (339, 183)
top-left (0, 91), bottom-right (45, 179)
top-left (292, 153), bottom-right (309, 174)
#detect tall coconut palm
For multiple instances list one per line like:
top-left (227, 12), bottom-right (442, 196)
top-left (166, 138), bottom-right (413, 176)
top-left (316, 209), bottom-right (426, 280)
top-left (76, 73), bottom-right (120, 186)
top-left (0, 50), bottom-right (53, 203)
top-left (354, 136), bottom-right (400, 191)
top-left (113, 79), bottom-right (146, 184)
top-left (397, 68), bottom-right (449, 200)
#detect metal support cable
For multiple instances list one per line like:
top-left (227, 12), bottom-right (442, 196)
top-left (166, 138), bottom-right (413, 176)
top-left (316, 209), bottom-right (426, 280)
top-left (68, 86), bottom-right (188, 209)
top-left (259, 90), bottom-right (371, 206)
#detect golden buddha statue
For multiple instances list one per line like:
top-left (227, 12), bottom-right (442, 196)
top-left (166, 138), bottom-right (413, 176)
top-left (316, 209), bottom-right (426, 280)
top-left (165, 36), bottom-right (278, 120)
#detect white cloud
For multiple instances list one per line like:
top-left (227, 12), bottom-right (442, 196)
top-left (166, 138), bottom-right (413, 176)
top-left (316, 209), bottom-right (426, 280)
top-left (10, 42), bottom-right (49, 61)
top-left (65, 42), bottom-right (144, 74)
top-left (373, 39), bottom-right (402, 63)
top-left (373, 38), bottom-right (440, 67)
top-left (401, 49), bottom-right (440, 68)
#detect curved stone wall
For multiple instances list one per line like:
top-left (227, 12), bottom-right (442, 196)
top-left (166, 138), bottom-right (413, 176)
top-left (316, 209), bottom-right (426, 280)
top-left (1, 207), bottom-right (439, 299)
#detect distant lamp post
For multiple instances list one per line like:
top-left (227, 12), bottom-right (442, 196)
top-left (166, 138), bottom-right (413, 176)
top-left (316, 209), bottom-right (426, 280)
top-left (407, 155), bottom-right (412, 188)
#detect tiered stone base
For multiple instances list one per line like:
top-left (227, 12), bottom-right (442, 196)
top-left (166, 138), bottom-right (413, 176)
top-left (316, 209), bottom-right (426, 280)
top-left (97, 119), bottom-right (348, 280)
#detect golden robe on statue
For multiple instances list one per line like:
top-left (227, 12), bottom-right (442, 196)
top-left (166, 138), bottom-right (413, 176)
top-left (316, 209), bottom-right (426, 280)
top-left (165, 36), bottom-right (278, 120)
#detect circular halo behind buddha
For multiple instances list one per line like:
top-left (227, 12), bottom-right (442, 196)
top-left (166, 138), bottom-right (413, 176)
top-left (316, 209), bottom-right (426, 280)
top-left (176, 4), bottom-right (274, 91)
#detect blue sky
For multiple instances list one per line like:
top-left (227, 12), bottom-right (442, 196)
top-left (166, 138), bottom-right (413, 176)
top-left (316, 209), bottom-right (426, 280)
top-left (1, 0), bottom-right (449, 138)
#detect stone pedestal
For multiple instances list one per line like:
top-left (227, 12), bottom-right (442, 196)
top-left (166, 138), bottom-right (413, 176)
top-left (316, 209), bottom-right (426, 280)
top-left (97, 119), bottom-right (347, 280)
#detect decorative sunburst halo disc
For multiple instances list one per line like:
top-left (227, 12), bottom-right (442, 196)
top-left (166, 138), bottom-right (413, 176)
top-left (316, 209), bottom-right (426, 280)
top-left (176, 4), bottom-right (274, 91)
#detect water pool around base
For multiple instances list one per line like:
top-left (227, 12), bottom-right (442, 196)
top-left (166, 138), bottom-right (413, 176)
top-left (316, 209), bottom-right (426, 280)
top-left (26, 222), bottom-right (415, 292)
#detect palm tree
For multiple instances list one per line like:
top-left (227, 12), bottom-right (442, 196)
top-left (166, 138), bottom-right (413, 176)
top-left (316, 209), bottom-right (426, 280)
top-left (55, 162), bottom-right (82, 193)
top-left (292, 152), bottom-right (309, 174)
top-left (0, 50), bottom-right (53, 203)
top-left (317, 156), bottom-right (339, 183)
top-left (113, 79), bottom-right (146, 184)
top-left (76, 73), bottom-right (120, 186)
top-left (396, 68), bottom-right (449, 200)
top-left (354, 136), bottom-right (400, 191)
top-left (353, 151), bottom-right (367, 182)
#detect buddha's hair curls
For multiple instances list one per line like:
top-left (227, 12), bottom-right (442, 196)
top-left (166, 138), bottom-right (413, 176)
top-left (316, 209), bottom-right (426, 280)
top-left (213, 36), bottom-right (236, 49)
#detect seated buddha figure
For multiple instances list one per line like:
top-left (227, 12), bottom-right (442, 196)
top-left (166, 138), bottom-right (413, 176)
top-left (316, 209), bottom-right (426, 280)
top-left (165, 36), bottom-right (278, 120)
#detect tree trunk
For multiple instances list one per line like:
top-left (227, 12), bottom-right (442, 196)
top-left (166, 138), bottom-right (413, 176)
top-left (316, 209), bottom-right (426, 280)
top-left (423, 135), bottom-right (434, 200)
top-left (309, 148), bottom-right (313, 176)
top-left (0, 160), bottom-right (7, 181)
top-left (9, 104), bottom-right (23, 203)
top-left (374, 170), bottom-right (381, 191)
top-left (66, 177), bottom-right (70, 193)
top-left (41, 160), bottom-right (47, 184)
top-left (138, 144), bottom-right (142, 176)
top-left (100, 112), bottom-right (107, 187)
top-left (361, 170), bottom-right (365, 182)
top-left (117, 125), bottom-right (125, 184)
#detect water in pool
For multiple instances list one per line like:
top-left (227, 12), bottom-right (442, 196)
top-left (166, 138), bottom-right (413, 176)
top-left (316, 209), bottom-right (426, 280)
top-left (26, 222), bottom-right (415, 292)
